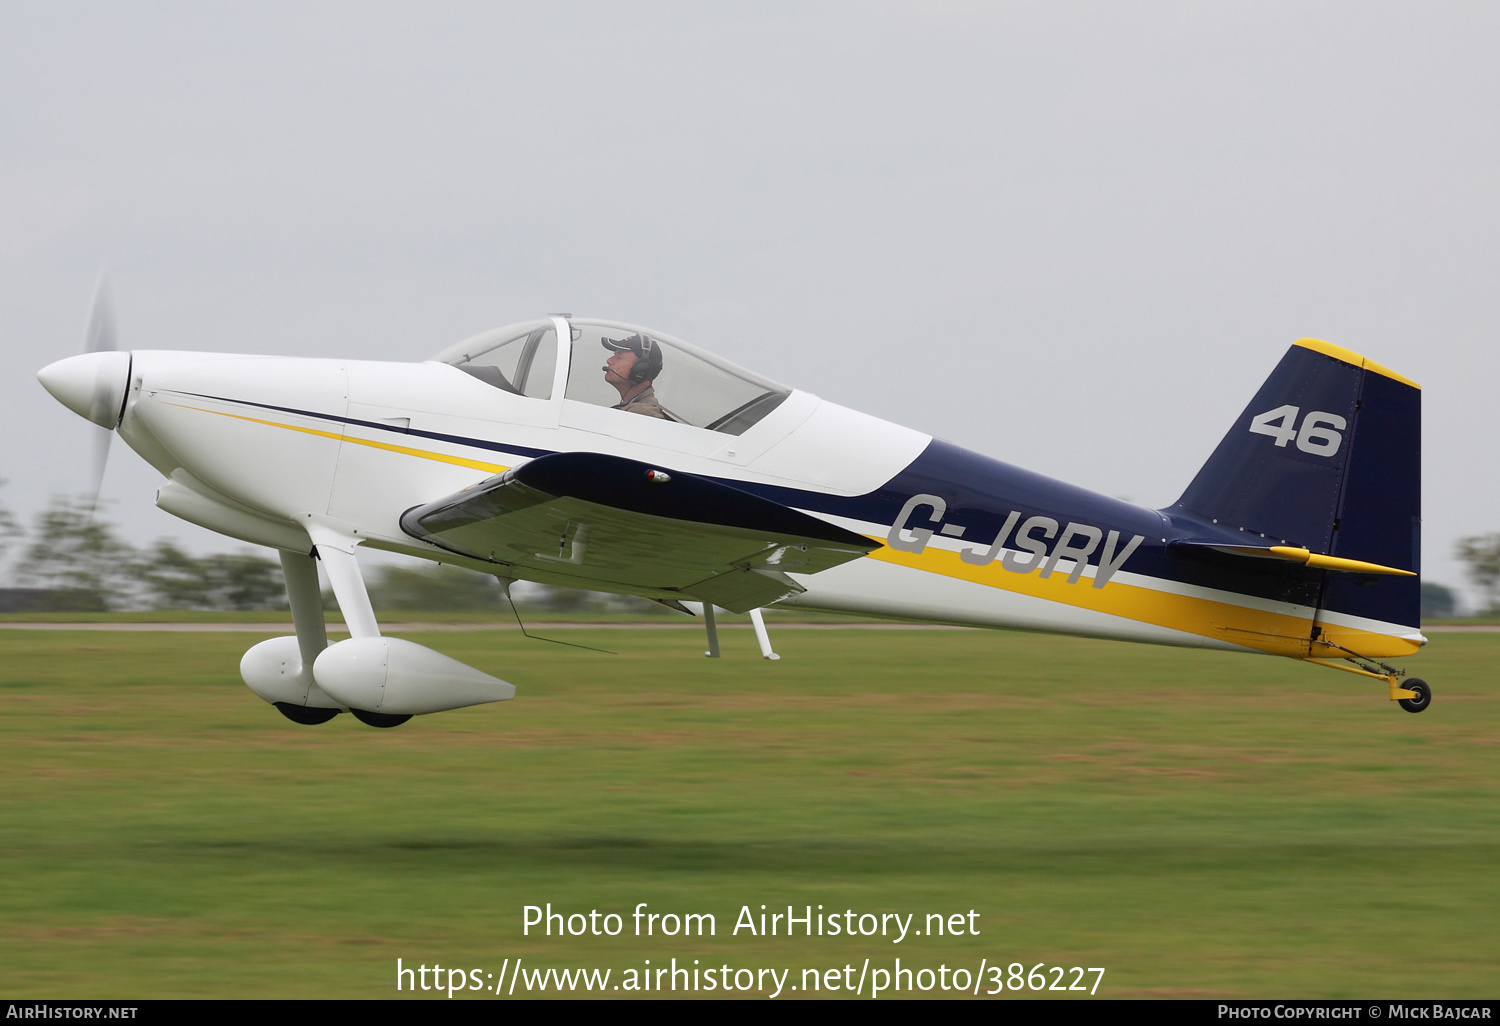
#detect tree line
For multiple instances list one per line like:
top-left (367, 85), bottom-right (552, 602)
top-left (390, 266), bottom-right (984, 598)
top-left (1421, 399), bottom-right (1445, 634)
top-left (2, 489), bottom-right (1497, 618)
top-left (0, 492), bottom-right (639, 613)
top-left (1, 495), bottom-right (285, 611)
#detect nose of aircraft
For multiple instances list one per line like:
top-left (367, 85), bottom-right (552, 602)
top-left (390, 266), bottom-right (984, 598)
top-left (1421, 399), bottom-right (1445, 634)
top-left (37, 351), bottom-right (133, 428)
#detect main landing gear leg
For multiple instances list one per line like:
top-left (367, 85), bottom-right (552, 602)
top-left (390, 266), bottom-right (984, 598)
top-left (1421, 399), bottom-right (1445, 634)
top-left (262, 548), bottom-right (342, 725)
top-left (304, 530), bottom-right (381, 641)
top-left (281, 548), bottom-right (330, 672)
top-left (299, 515), bottom-right (411, 728)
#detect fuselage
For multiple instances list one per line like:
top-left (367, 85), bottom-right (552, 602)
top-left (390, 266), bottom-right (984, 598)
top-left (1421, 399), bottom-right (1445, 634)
top-left (107, 330), bottom-right (1422, 664)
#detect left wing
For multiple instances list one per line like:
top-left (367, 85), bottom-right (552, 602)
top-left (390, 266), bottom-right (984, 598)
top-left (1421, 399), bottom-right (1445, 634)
top-left (399, 452), bottom-right (879, 612)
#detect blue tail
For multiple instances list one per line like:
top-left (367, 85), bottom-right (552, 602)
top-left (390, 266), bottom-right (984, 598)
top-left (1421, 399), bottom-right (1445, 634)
top-left (1168, 339), bottom-right (1421, 629)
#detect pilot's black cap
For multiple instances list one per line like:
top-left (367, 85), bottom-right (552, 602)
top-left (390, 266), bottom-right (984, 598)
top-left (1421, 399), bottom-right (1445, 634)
top-left (601, 333), bottom-right (663, 377)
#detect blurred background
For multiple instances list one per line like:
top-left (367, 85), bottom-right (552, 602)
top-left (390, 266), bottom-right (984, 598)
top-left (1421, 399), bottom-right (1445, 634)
top-left (3, 2), bottom-right (1497, 613)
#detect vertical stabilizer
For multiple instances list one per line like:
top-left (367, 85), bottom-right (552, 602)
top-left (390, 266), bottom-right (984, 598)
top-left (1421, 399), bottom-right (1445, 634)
top-left (1170, 339), bottom-right (1420, 628)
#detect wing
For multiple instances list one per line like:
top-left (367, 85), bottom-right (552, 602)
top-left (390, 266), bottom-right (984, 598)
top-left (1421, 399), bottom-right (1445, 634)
top-left (399, 452), bottom-right (880, 612)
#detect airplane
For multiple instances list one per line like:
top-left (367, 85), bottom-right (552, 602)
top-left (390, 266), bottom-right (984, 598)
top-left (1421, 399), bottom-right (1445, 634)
top-left (35, 300), bottom-right (1429, 727)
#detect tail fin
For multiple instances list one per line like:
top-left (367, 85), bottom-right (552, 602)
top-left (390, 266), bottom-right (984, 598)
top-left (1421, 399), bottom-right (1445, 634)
top-left (1170, 338), bottom-right (1421, 628)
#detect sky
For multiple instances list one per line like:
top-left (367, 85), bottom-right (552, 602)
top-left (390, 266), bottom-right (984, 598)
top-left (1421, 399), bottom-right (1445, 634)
top-left (3, 2), bottom-right (1497, 604)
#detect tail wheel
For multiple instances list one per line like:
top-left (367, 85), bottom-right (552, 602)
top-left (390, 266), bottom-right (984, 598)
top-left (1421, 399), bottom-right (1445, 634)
top-left (1399, 678), bottom-right (1432, 714)
top-left (274, 702), bottom-right (340, 725)
top-left (351, 709), bottom-right (412, 729)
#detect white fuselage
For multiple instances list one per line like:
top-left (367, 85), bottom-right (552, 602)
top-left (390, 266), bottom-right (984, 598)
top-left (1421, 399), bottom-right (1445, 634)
top-left (115, 347), bottom-right (1219, 650)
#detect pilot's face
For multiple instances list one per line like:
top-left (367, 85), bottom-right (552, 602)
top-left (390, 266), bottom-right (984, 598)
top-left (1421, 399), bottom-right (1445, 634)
top-left (603, 349), bottom-right (638, 387)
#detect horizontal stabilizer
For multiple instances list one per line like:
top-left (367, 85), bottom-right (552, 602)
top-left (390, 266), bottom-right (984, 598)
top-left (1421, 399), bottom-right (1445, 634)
top-left (400, 452), bottom-right (878, 612)
top-left (1169, 540), bottom-right (1415, 577)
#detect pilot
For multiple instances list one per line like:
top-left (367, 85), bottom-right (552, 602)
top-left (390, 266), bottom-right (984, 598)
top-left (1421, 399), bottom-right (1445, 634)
top-left (601, 334), bottom-right (668, 419)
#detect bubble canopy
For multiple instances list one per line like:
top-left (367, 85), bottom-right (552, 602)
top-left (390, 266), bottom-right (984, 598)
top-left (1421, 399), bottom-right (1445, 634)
top-left (430, 318), bottom-right (791, 436)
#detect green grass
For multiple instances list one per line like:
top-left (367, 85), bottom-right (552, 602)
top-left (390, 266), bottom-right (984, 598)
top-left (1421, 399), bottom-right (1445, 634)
top-left (0, 627), bottom-right (1495, 998)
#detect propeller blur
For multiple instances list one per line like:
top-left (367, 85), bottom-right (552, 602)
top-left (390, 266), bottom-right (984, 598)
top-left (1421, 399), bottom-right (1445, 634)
top-left (36, 274), bottom-right (127, 511)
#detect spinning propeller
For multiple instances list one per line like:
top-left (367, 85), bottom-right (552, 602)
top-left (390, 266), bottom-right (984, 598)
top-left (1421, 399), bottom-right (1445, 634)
top-left (36, 273), bottom-right (133, 511)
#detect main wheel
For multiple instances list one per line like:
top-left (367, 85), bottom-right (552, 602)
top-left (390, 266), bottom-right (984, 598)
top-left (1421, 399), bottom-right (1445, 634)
top-left (351, 709), bottom-right (412, 728)
top-left (274, 702), bottom-right (340, 725)
top-left (1398, 678), bottom-right (1432, 714)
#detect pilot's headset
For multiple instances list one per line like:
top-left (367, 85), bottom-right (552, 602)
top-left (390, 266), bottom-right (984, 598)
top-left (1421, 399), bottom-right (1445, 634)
top-left (629, 335), bottom-right (660, 384)
top-left (604, 333), bottom-right (662, 384)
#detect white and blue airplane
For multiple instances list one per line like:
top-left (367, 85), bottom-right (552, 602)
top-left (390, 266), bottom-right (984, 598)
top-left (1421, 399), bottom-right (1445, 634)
top-left (37, 304), bottom-right (1429, 727)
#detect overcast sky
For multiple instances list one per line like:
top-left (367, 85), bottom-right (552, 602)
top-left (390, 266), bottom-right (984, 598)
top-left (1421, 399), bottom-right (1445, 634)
top-left (3, 2), bottom-right (1497, 603)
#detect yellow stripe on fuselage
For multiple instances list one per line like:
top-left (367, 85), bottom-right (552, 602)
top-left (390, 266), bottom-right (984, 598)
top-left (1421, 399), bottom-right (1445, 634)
top-left (163, 402), bottom-right (511, 474)
top-left (866, 542), bottom-right (1421, 659)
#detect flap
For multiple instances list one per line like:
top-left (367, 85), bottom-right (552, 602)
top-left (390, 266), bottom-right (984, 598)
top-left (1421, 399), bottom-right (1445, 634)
top-left (399, 452), bottom-right (879, 612)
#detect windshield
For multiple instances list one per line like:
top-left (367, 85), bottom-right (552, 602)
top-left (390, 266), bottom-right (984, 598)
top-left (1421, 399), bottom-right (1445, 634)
top-left (563, 320), bottom-right (789, 435)
top-left (429, 319), bottom-right (557, 399)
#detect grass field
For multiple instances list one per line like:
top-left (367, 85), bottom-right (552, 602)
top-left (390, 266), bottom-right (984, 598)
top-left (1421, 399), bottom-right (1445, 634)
top-left (1, 625), bottom-right (1496, 999)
